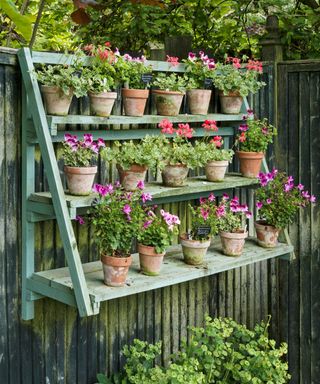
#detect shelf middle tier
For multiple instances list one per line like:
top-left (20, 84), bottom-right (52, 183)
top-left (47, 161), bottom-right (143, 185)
top-left (27, 174), bottom-right (258, 222)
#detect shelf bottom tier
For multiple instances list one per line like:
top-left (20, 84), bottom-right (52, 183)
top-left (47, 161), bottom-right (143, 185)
top-left (28, 238), bottom-right (293, 315)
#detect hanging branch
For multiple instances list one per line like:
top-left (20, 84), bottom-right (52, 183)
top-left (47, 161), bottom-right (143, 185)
top-left (29, 0), bottom-right (45, 49)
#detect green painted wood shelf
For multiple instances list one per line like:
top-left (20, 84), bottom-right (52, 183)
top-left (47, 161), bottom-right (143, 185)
top-left (27, 175), bottom-right (259, 221)
top-left (27, 239), bottom-right (293, 315)
top-left (19, 47), bottom-right (293, 320)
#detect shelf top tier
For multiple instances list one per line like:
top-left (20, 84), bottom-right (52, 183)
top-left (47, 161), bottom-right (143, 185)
top-left (31, 239), bottom-right (293, 306)
top-left (29, 174), bottom-right (259, 209)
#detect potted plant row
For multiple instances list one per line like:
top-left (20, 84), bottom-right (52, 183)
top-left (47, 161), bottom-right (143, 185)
top-left (35, 46), bottom-right (266, 117)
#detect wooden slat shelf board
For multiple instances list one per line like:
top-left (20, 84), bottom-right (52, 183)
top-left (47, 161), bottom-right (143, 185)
top-left (47, 113), bottom-right (244, 129)
top-left (30, 239), bottom-right (293, 308)
top-left (37, 127), bottom-right (236, 144)
top-left (28, 174), bottom-right (259, 209)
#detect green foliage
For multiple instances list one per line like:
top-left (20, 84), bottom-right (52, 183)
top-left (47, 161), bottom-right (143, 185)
top-left (35, 64), bottom-right (87, 97)
top-left (216, 194), bottom-right (251, 233)
top-left (102, 136), bottom-right (163, 173)
top-left (97, 316), bottom-right (290, 383)
top-left (115, 55), bottom-right (153, 89)
top-left (188, 195), bottom-right (219, 241)
top-left (0, 0), bottom-right (34, 41)
top-left (153, 73), bottom-right (187, 93)
top-left (81, 66), bottom-right (115, 93)
top-left (137, 208), bottom-right (180, 254)
top-left (194, 141), bottom-right (234, 164)
top-left (255, 170), bottom-right (316, 229)
top-left (183, 52), bottom-right (216, 89)
top-left (212, 59), bottom-right (265, 97)
top-left (235, 117), bottom-right (277, 153)
top-left (62, 133), bottom-right (104, 167)
top-left (91, 184), bottom-right (145, 256)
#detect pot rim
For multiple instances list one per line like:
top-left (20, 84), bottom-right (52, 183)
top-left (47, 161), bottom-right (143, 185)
top-left (88, 91), bottom-right (117, 98)
top-left (137, 243), bottom-right (166, 257)
top-left (205, 160), bottom-right (229, 166)
top-left (180, 234), bottom-right (211, 246)
top-left (117, 163), bottom-right (148, 172)
top-left (101, 253), bottom-right (132, 267)
top-left (219, 91), bottom-right (241, 97)
top-left (236, 150), bottom-right (265, 158)
top-left (219, 230), bottom-right (248, 239)
top-left (122, 88), bottom-right (150, 96)
top-left (152, 89), bottom-right (185, 96)
top-left (254, 220), bottom-right (281, 231)
top-left (64, 165), bottom-right (98, 174)
top-left (187, 89), bottom-right (212, 93)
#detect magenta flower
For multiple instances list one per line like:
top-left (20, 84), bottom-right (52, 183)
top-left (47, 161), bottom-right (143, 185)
top-left (239, 124), bottom-right (248, 132)
top-left (137, 180), bottom-right (145, 190)
top-left (76, 215), bottom-right (85, 225)
top-left (216, 206), bottom-right (226, 217)
top-left (266, 198), bottom-right (272, 204)
top-left (188, 52), bottom-right (196, 61)
top-left (200, 197), bottom-right (207, 205)
top-left (64, 133), bottom-right (78, 144)
top-left (143, 220), bottom-right (153, 229)
top-left (83, 133), bottom-right (93, 147)
top-left (141, 192), bottom-right (152, 203)
top-left (123, 204), bottom-right (131, 215)
top-left (261, 127), bottom-right (269, 135)
top-left (114, 180), bottom-right (121, 188)
top-left (91, 142), bottom-right (99, 154)
top-left (302, 191), bottom-right (310, 199)
top-left (284, 183), bottom-right (293, 192)
top-left (208, 193), bottom-right (215, 202)
top-left (200, 207), bottom-right (209, 221)
top-left (223, 193), bottom-right (229, 200)
top-left (297, 183), bottom-right (304, 191)
top-left (97, 138), bottom-right (105, 147)
top-left (246, 212), bottom-right (252, 219)
top-left (310, 195), bottom-right (316, 203)
top-left (256, 201), bottom-right (263, 209)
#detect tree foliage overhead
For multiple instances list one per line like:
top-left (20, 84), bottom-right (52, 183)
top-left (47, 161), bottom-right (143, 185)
top-left (1, 0), bottom-right (320, 60)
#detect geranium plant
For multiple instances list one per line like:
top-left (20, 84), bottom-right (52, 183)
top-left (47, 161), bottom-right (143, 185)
top-left (216, 194), bottom-right (252, 233)
top-left (211, 57), bottom-right (266, 97)
top-left (62, 133), bottom-right (105, 167)
top-left (256, 170), bottom-right (316, 229)
top-left (194, 121), bottom-right (234, 164)
top-left (137, 205), bottom-right (180, 253)
top-left (115, 53), bottom-right (153, 89)
top-left (152, 72), bottom-right (187, 92)
top-left (91, 181), bottom-right (146, 257)
top-left (81, 66), bottom-right (116, 93)
top-left (183, 51), bottom-right (216, 89)
top-left (102, 135), bottom-right (163, 173)
top-left (235, 116), bottom-right (277, 153)
top-left (35, 64), bottom-right (88, 97)
top-left (187, 194), bottom-right (220, 240)
top-left (157, 119), bottom-right (201, 169)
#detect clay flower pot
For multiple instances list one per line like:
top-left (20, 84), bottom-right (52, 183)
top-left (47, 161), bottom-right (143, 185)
top-left (219, 230), bottom-right (248, 256)
top-left (152, 89), bottom-right (184, 116)
top-left (205, 160), bottom-right (229, 182)
top-left (101, 254), bottom-right (132, 287)
top-left (64, 165), bottom-right (97, 196)
top-left (236, 151), bottom-right (264, 178)
top-left (255, 220), bottom-right (280, 248)
top-left (89, 91), bottom-right (117, 117)
top-left (219, 91), bottom-right (243, 114)
top-left (138, 244), bottom-right (165, 276)
top-left (41, 85), bottom-right (73, 115)
top-left (180, 235), bottom-right (211, 265)
top-left (161, 164), bottom-right (189, 187)
top-left (122, 88), bottom-right (149, 117)
top-left (187, 89), bottom-right (212, 114)
top-left (117, 163), bottom-right (148, 191)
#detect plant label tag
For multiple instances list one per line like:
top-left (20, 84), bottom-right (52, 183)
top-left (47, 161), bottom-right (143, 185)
top-left (141, 73), bottom-right (153, 84)
top-left (196, 225), bottom-right (211, 237)
top-left (204, 78), bottom-right (213, 89)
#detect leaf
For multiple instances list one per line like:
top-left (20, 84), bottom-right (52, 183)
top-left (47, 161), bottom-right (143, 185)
top-left (0, 0), bottom-right (34, 40)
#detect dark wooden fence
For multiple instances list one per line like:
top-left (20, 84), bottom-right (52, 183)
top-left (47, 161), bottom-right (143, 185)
top-left (0, 49), bottom-right (319, 384)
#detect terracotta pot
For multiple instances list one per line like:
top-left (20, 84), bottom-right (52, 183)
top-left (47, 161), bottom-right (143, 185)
top-left (219, 91), bottom-right (243, 114)
top-left (101, 254), bottom-right (132, 287)
top-left (162, 164), bottom-right (189, 187)
top-left (64, 165), bottom-right (97, 196)
top-left (117, 163), bottom-right (148, 191)
top-left (89, 91), bottom-right (117, 117)
top-left (152, 90), bottom-right (184, 116)
top-left (205, 160), bottom-right (229, 182)
top-left (187, 89), bottom-right (212, 114)
top-left (219, 230), bottom-right (248, 256)
top-left (122, 88), bottom-right (149, 116)
top-left (41, 85), bottom-right (73, 115)
top-left (138, 244), bottom-right (165, 276)
top-left (255, 220), bottom-right (280, 248)
top-left (180, 235), bottom-right (211, 265)
top-left (236, 151), bottom-right (264, 178)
